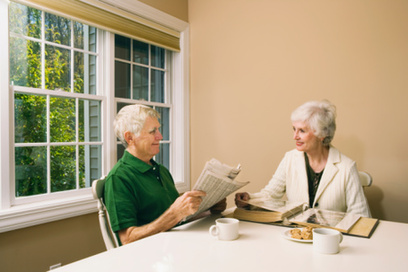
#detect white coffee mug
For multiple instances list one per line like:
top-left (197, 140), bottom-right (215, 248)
top-left (313, 228), bottom-right (343, 254)
top-left (209, 218), bottom-right (239, 241)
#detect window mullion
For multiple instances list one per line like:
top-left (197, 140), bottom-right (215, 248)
top-left (41, 10), bottom-right (45, 89)
top-left (46, 94), bottom-right (51, 194)
top-left (75, 98), bottom-right (77, 190)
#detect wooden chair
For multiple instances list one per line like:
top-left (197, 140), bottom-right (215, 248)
top-left (92, 177), bottom-right (119, 250)
top-left (359, 171), bottom-right (373, 188)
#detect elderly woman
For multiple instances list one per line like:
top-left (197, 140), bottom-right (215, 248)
top-left (235, 100), bottom-right (371, 217)
top-left (105, 105), bottom-right (225, 245)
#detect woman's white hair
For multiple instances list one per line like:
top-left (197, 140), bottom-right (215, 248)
top-left (291, 100), bottom-right (337, 146)
top-left (114, 104), bottom-right (160, 148)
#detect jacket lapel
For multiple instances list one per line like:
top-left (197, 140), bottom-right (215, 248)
top-left (295, 151), bottom-right (310, 202)
top-left (313, 146), bottom-right (340, 206)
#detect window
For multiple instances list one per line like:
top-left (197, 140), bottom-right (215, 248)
top-left (10, 2), bottom-right (102, 204)
top-left (0, 0), bottom-right (190, 232)
top-left (114, 35), bottom-right (171, 169)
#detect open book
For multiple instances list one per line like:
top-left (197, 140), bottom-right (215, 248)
top-left (233, 198), bottom-right (379, 237)
top-left (184, 158), bottom-right (249, 221)
top-left (233, 198), bottom-right (306, 223)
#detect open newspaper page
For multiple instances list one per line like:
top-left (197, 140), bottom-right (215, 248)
top-left (289, 208), bottom-right (361, 233)
top-left (184, 159), bottom-right (249, 221)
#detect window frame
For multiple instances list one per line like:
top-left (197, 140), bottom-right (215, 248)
top-left (0, 0), bottom-right (190, 233)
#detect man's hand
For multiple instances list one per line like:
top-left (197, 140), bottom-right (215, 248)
top-left (171, 190), bottom-right (207, 219)
top-left (210, 198), bottom-right (227, 214)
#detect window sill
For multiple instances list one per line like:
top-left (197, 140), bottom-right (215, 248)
top-left (0, 194), bottom-right (97, 233)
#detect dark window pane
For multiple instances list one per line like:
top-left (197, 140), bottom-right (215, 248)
top-left (156, 107), bottom-right (170, 141)
top-left (151, 45), bottom-right (165, 68)
top-left (151, 69), bottom-right (165, 103)
top-left (115, 35), bottom-right (131, 60)
top-left (51, 145), bottom-right (76, 192)
top-left (50, 97), bottom-right (76, 142)
top-left (45, 13), bottom-right (71, 46)
top-left (15, 93), bottom-right (47, 143)
top-left (15, 146), bottom-right (47, 196)
top-left (133, 40), bottom-right (148, 65)
top-left (115, 61), bottom-right (131, 98)
top-left (117, 103), bottom-right (130, 113)
top-left (133, 65), bottom-right (149, 100)
top-left (157, 143), bottom-right (169, 169)
top-left (117, 144), bottom-right (125, 160)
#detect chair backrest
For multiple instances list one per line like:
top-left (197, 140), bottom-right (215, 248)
top-left (359, 171), bottom-right (373, 187)
top-left (92, 177), bottom-right (119, 250)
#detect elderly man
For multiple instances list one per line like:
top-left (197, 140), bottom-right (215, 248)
top-left (105, 104), bottom-right (226, 245)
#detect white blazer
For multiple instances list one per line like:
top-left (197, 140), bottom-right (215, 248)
top-left (251, 146), bottom-right (371, 217)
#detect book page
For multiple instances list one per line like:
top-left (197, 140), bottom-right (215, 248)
top-left (184, 159), bottom-right (249, 221)
top-left (289, 208), bottom-right (361, 232)
top-left (244, 198), bottom-right (306, 215)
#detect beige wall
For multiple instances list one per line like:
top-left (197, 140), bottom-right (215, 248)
top-left (189, 0), bottom-right (408, 223)
top-left (0, 214), bottom-right (106, 272)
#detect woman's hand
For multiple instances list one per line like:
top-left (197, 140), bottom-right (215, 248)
top-left (235, 192), bottom-right (250, 208)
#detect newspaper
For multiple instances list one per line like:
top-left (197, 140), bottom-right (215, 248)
top-left (184, 158), bottom-right (249, 221)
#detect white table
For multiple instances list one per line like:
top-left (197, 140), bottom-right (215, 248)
top-left (53, 212), bottom-right (408, 272)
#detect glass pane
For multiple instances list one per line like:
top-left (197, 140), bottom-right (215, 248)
top-left (73, 21), bottom-right (84, 49)
top-left (89, 54), bottom-right (97, 94)
top-left (45, 13), bottom-right (71, 46)
top-left (133, 40), bottom-right (148, 65)
top-left (117, 103), bottom-right (130, 113)
top-left (156, 107), bottom-right (170, 140)
top-left (45, 44), bottom-right (71, 91)
top-left (74, 51), bottom-right (84, 93)
top-left (79, 145), bottom-right (102, 188)
top-left (157, 143), bottom-right (170, 169)
top-left (10, 37), bottom-right (41, 88)
top-left (115, 35), bottom-right (130, 60)
top-left (15, 93), bottom-right (47, 143)
top-left (74, 23), bottom-right (97, 53)
top-left (151, 69), bottom-right (165, 103)
top-left (74, 53), bottom-right (97, 94)
top-left (79, 100), bottom-right (101, 142)
top-left (50, 97), bottom-right (76, 142)
top-left (15, 146), bottom-right (47, 197)
top-left (151, 45), bottom-right (165, 69)
top-left (133, 65), bottom-right (149, 100)
top-left (115, 61), bottom-right (131, 98)
top-left (51, 145), bottom-right (76, 192)
top-left (9, 2), bottom-right (41, 39)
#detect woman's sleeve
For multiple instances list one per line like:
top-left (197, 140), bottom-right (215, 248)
top-left (345, 163), bottom-right (372, 217)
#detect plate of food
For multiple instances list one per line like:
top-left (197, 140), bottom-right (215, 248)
top-left (283, 227), bottom-right (313, 243)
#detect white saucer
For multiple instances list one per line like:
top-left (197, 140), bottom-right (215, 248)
top-left (282, 228), bottom-right (313, 243)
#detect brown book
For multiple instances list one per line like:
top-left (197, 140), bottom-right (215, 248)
top-left (234, 198), bottom-right (306, 223)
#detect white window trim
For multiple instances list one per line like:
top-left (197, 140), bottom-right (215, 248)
top-left (0, 0), bottom-right (190, 233)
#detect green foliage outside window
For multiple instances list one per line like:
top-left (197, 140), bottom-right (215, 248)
top-left (10, 3), bottom-right (97, 197)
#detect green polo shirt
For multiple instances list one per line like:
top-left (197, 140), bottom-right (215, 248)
top-left (104, 151), bottom-right (179, 236)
